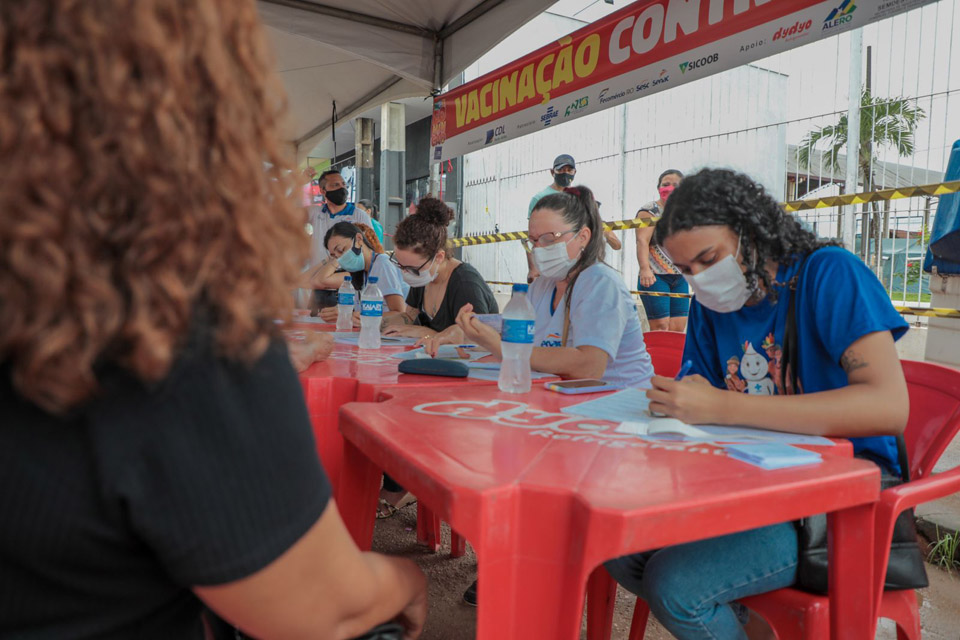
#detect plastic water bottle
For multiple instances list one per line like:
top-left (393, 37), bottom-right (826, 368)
top-left (358, 276), bottom-right (383, 349)
top-left (337, 276), bottom-right (355, 331)
top-left (499, 283), bottom-right (535, 393)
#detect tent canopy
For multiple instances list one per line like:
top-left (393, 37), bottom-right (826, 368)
top-left (257, 0), bottom-right (555, 159)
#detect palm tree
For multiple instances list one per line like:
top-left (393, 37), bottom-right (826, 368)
top-left (798, 88), bottom-right (924, 269)
top-left (798, 88), bottom-right (925, 194)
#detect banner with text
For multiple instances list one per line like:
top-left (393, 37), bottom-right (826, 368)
top-left (430, 0), bottom-right (936, 163)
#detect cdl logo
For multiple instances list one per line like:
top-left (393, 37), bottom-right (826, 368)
top-left (484, 125), bottom-right (506, 144)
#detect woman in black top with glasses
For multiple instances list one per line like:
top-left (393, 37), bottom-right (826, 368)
top-left (383, 197), bottom-right (498, 342)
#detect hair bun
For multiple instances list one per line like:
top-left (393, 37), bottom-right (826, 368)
top-left (414, 196), bottom-right (454, 227)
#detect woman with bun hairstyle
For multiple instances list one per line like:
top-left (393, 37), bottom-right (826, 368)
top-left (312, 221), bottom-right (408, 325)
top-left (383, 197), bottom-right (499, 341)
top-left (453, 185), bottom-right (654, 387)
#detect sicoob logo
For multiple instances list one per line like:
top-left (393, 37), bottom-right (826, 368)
top-left (679, 53), bottom-right (718, 74)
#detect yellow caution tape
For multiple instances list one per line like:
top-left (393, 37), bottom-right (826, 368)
top-left (484, 281), bottom-right (960, 318)
top-left (450, 179), bottom-right (960, 248)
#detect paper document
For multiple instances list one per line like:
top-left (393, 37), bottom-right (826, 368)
top-left (335, 334), bottom-right (420, 346)
top-left (466, 368), bottom-right (553, 381)
top-left (560, 388), bottom-right (652, 423)
top-left (562, 389), bottom-right (834, 446)
top-left (390, 345), bottom-right (489, 361)
top-left (615, 419), bottom-right (713, 439)
top-left (724, 443), bottom-right (823, 470)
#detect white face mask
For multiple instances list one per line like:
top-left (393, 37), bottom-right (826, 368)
top-left (532, 237), bottom-right (579, 279)
top-left (682, 236), bottom-right (752, 313)
top-left (401, 256), bottom-right (438, 287)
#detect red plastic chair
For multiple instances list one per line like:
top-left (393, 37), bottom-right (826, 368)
top-left (643, 331), bottom-right (686, 377)
top-left (588, 359), bottom-right (960, 640)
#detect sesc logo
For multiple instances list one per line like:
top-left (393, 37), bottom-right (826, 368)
top-left (540, 106), bottom-right (560, 127)
top-left (823, 0), bottom-right (856, 31)
top-left (679, 53), bottom-right (718, 74)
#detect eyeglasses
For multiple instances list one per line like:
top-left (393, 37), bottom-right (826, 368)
top-left (527, 229), bottom-right (577, 248)
top-left (390, 253), bottom-right (434, 276)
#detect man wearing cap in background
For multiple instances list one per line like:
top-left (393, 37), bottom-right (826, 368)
top-left (524, 154), bottom-right (620, 282)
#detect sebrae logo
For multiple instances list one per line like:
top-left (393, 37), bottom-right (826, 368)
top-left (679, 53), bottom-right (718, 74)
top-left (541, 106), bottom-right (560, 127)
top-left (823, 0), bottom-right (856, 31)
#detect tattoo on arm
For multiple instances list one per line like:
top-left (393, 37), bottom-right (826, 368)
top-left (840, 349), bottom-right (868, 374)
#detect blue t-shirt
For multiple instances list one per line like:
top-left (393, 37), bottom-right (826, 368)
top-left (371, 218), bottom-right (385, 244)
top-left (528, 185), bottom-right (560, 217)
top-left (683, 246), bottom-right (909, 473)
top-left (528, 263), bottom-right (654, 388)
top-left (368, 252), bottom-right (409, 300)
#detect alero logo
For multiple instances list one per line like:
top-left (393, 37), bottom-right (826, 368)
top-left (823, 0), bottom-right (857, 30)
top-left (679, 53), bottom-right (718, 74)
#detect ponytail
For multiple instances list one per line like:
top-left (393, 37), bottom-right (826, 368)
top-left (532, 185), bottom-right (606, 319)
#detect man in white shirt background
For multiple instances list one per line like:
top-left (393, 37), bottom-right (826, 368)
top-left (302, 169), bottom-right (372, 309)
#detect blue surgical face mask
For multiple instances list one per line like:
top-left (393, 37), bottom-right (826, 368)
top-left (336, 240), bottom-right (365, 272)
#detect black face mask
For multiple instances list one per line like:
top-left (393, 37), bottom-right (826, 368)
top-left (324, 187), bottom-right (348, 206)
top-left (554, 173), bottom-right (574, 188)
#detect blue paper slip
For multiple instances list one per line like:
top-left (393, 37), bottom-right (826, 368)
top-left (560, 388), bottom-right (651, 423)
top-left (724, 443), bottom-right (823, 470)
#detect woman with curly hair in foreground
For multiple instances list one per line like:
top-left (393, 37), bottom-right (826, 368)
top-left (605, 169), bottom-right (911, 639)
top-left (0, 1), bottom-right (425, 638)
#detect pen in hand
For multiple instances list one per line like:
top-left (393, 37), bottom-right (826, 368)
top-left (648, 360), bottom-right (694, 418)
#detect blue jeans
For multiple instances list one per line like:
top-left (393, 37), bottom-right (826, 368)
top-left (638, 274), bottom-right (690, 320)
top-left (604, 523), bottom-right (798, 639)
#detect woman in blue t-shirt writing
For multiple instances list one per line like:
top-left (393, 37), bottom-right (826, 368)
top-left (605, 168), bottom-right (910, 639)
top-left (454, 185), bottom-right (654, 389)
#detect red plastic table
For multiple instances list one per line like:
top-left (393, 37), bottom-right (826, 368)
top-left (337, 385), bottom-right (881, 640)
top-left (293, 326), bottom-right (499, 495)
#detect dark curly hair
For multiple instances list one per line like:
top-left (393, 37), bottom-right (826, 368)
top-left (394, 196), bottom-right (454, 258)
top-left (0, 0), bottom-right (307, 413)
top-left (655, 169), bottom-right (837, 301)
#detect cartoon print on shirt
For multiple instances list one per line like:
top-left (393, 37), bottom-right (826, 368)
top-left (724, 355), bottom-right (746, 392)
top-left (740, 341), bottom-right (776, 395)
top-left (761, 333), bottom-right (784, 395)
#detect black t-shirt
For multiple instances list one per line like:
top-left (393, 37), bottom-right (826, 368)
top-left (0, 325), bottom-right (330, 639)
top-left (405, 262), bottom-right (499, 332)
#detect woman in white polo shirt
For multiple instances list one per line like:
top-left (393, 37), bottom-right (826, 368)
top-left (456, 185), bottom-right (654, 388)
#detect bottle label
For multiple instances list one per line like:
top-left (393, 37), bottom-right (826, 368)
top-left (501, 319), bottom-right (534, 344)
top-left (338, 292), bottom-right (355, 306)
top-left (360, 300), bottom-right (383, 317)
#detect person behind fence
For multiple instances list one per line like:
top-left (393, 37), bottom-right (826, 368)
top-left (308, 222), bottom-right (408, 325)
top-left (604, 168), bottom-right (910, 640)
top-left (0, 1), bottom-right (428, 638)
top-left (635, 169), bottom-right (690, 332)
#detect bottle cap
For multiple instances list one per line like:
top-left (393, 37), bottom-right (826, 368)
top-left (512, 283), bottom-right (528, 293)
top-left (368, 276), bottom-right (379, 283)
top-left (344, 275), bottom-right (352, 282)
